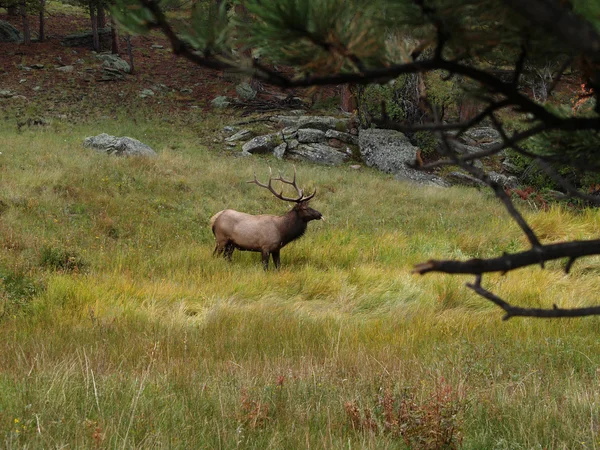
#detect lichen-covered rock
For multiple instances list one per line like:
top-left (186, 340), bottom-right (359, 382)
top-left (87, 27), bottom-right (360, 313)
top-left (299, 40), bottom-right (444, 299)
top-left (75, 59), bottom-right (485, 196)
top-left (211, 96), bottom-right (230, 108)
top-left (489, 171), bottom-right (518, 188)
top-left (235, 82), bottom-right (257, 101)
top-left (358, 129), bottom-right (417, 174)
top-left (0, 90), bottom-right (18, 98)
top-left (96, 54), bottom-right (131, 73)
top-left (297, 128), bottom-right (326, 144)
top-left (325, 129), bottom-right (358, 145)
top-left (272, 115), bottom-right (349, 132)
top-left (446, 172), bottom-right (486, 187)
top-left (0, 20), bottom-right (21, 43)
top-left (139, 89), bottom-right (154, 98)
top-left (225, 129), bottom-right (254, 142)
top-left (464, 127), bottom-right (501, 144)
top-left (287, 143), bottom-right (349, 166)
top-left (395, 169), bottom-right (451, 187)
top-left (242, 134), bottom-right (278, 154)
top-left (83, 133), bottom-right (157, 157)
top-left (273, 143), bottom-right (287, 160)
top-left (447, 141), bottom-right (484, 169)
top-left (61, 28), bottom-right (112, 50)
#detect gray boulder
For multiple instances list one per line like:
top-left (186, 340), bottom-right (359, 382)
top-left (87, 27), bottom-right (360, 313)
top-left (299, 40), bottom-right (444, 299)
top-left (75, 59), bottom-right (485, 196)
top-left (235, 82), bottom-right (257, 101)
top-left (447, 172), bottom-right (486, 187)
top-left (225, 129), bottom-right (254, 142)
top-left (297, 128), bottom-right (326, 144)
top-left (325, 129), bottom-right (358, 145)
top-left (273, 143), bottom-right (287, 160)
top-left (287, 143), bottom-right (349, 166)
top-left (99, 67), bottom-right (125, 81)
top-left (461, 127), bottom-right (502, 150)
top-left (445, 170), bottom-right (518, 189)
top-left (395, 169), bottom-right (451, 187)
top-left (242, 134), bottom-right (278, 154)
top-left (96, 54), bottom-right (131, 73)
top-left (272, 115), bottom-right (349, 132)
top-left (489, 171), bottom-right (518, 188)
top-left (61, 28), bottom-right (112, 50)
top-left (211, 96), bottom-right (230, 108)
top-left (358, 129), bottom-right (417, 174)
top-left (0, 20), bottom-right (21, 42)
top-left (139, 89), bottom-right (154, 98)
top-left (83, 133), bottom-right (157, 157)
top-left (281, 126), bottom-right (298, 139)
top-left (0, 90), bottom-right (17, 98)
top-left (501, 158), bottom-right (520, 174)
top-left (447, 141), bottom-right (484, 169)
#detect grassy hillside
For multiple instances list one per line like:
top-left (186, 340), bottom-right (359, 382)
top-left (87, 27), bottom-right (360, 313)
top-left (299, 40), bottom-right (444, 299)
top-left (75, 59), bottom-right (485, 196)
top-left (1, 117), bottom-right (600, 449)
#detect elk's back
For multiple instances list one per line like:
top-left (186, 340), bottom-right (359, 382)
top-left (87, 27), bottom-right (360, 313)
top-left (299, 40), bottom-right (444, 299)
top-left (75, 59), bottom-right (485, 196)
top-left (210, 209), bottom-right (283, 251)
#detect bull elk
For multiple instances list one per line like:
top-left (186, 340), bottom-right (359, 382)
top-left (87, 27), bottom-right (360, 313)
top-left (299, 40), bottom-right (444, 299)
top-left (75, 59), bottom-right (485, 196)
top-left (210, 167), bottom-right (323, 270)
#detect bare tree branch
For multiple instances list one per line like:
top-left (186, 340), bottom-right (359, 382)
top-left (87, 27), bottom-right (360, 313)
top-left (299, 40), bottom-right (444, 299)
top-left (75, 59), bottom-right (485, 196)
top-left (466, 275), bottom-right (600, 320)
top-left (413, 239), bottom-right (600, 276)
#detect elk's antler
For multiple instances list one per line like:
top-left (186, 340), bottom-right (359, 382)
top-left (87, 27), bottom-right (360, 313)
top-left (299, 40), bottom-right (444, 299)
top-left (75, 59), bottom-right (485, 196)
top-left (248, 166), bottom-right (316, 202)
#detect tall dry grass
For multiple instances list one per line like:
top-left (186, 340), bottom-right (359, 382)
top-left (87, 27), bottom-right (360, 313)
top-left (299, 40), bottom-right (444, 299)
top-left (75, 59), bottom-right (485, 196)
top-left (0, 119), bottom-right (599, 448)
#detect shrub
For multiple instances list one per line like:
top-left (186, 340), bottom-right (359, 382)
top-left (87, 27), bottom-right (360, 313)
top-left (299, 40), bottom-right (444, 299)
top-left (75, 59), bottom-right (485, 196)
top-left (345, 380), bottom-right (464, 449)
top-left (40, 246), bottom-right (88, 273)
top-left (412, 131), bottom-right (440, 158)
top-left (506, 128), bottom-right (600, 194)
top-left (356, 74), bottom-right (420, 127)
top-left (0, 269), bottom-right (41, 318)
top-left (423, 71), bottom-right (463, 122)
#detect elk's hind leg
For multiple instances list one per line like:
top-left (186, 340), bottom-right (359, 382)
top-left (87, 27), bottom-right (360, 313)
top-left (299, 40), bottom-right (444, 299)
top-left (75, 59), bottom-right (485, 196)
top-left (213, 243), bottom-right (224, 257)
top-left (213, 238), bottom-right (230, 258)
top-left (224, 243), bottom-right (235, 261)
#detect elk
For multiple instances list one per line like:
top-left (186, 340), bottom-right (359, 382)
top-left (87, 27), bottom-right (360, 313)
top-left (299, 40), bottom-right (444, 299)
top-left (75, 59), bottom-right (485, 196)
top-left (210, 167), bottom-right (323, 270)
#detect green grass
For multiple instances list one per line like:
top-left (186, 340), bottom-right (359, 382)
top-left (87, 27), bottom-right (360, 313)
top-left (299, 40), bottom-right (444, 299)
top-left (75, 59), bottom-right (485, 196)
top-left (1, 118), bottom-right (600, 449)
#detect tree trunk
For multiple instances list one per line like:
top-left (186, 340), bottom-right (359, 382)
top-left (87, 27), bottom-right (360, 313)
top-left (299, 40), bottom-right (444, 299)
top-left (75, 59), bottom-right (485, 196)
top-left (7, 4), bottom-right (18, 15)
top-left (38, 0), bottom-right (45, 42)
top-left (89, 2), bottom-right (99, 52)
top-left (110, 16), bottom-right (120, 54)
top-left (97, 3), bottom-right (106, 29)
top-left (340, 84), bottom-right (357, 113)
top-left (126, 35), bottom-right (134, 74)
top-left (20, 1), bottom-right (30, 44)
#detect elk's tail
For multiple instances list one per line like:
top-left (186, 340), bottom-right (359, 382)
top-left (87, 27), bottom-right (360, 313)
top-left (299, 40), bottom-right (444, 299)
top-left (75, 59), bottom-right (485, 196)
top-left (209, 210), bottom-right (225, 234)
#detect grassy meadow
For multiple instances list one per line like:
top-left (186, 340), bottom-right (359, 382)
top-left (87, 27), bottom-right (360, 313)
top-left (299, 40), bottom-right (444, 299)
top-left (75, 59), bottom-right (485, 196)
top-left (1, 115), bottom-right (600, 449)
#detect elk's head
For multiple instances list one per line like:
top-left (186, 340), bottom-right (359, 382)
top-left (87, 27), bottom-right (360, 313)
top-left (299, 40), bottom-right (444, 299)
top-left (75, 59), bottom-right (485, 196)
top-left (292, 199), bottom-right (322, 222)
top-left (248, 166), bottom-right (323, 222)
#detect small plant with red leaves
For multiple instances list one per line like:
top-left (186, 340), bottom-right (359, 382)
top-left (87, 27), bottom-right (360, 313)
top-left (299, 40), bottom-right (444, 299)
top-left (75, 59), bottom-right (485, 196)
top-left (345, 379), bottom-right (464, 449)
top-left (239, 389), bottom-right (271, 430)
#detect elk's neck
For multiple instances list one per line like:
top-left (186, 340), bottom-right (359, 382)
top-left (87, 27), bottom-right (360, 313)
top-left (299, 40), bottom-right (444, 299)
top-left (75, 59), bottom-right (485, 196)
top-left (279, 210), bottom-right (308, 246)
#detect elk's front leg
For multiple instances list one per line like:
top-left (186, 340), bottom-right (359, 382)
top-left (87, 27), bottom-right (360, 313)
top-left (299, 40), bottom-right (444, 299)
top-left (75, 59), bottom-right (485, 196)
top-left (272, 251), bottom-right (281, 269)
top-left (261, 250), bottom-right (270, 271)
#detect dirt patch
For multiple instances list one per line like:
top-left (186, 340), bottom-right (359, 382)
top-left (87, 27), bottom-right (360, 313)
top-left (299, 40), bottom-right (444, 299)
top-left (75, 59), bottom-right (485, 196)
top-left (0, 12), bottom-right (338, 122)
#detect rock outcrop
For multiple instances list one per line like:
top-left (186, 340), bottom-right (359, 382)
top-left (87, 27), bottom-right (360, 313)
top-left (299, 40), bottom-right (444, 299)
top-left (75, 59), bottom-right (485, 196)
top-left (83, 133), bottom-right (157, 157)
